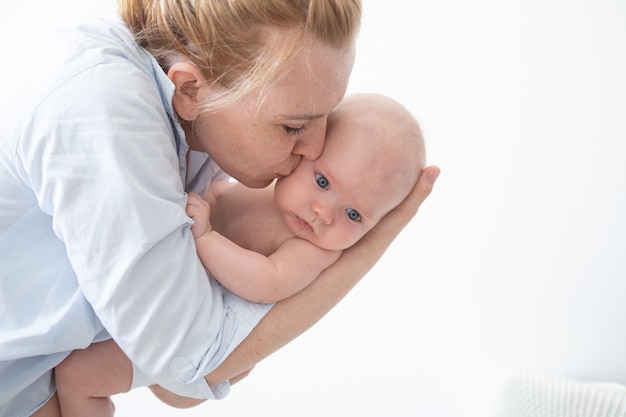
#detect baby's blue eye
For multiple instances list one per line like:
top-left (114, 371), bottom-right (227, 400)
top-left (346, 208), bottom-right (361, 222)
top-left (316, 173), bottom-right (329, 189)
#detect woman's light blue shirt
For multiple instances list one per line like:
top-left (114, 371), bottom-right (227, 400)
top-left (0, 17), bottom-right (241, 415)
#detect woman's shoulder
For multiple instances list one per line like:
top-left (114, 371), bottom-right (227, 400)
top-left (4, 16), bottom-right (164, 122)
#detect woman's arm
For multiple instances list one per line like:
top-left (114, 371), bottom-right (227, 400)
top-left (203, 165), bottom-right (440, 387)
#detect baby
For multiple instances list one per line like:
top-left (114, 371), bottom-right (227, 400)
top-left (55, 93), bottom-right (426, 415)
top-left (188, 92), bottom-right (426, 303)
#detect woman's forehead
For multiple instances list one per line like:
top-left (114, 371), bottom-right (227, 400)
top-left (259, 40), bottom-right (353, 112)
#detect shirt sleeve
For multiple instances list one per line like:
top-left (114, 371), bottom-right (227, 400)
top-left (16, 60), bottom-right (227, 398)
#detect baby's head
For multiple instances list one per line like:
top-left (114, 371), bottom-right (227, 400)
top-left (274, 92), bottom-right (426, 250)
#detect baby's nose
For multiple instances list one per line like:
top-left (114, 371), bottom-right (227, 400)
top-left (312, 202), bottom-right (333, 225)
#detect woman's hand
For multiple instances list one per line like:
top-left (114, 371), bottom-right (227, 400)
top-left (363, 165), bottom-right (440, 246)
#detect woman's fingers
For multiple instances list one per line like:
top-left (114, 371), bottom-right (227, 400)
top-left (398, 165), bottom-right (440, 217)
top-left (369, 165), bottom-right (440, 240)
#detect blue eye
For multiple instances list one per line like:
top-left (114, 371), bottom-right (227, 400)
top-left (316, 173), bottom-right (329, 189)
top-left (346, 208), bottom-right (361, 222)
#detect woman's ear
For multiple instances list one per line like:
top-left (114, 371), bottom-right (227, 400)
top-left (168, 62), bottom-right (206, 121)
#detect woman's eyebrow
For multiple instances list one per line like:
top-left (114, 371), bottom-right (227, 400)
top-left (277, 112), bottom-right (324, 121)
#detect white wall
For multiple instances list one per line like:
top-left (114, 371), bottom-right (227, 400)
top-left (3, 1), bottom-right (626, 415)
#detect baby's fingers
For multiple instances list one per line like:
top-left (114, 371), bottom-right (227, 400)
top-left (186, 192), bottom-right (206, 207)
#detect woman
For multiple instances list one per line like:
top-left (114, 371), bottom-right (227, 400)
top-left (0, 0), bottom-right (439, 415)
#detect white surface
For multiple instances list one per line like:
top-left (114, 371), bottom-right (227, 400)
top-left (3, 1), bottom-right (626, 416)
top-left (483, 370), bottom-right (626, 417)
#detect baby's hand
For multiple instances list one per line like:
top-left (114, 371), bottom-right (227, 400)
top-left (186, 192), bottom-right (212, 239)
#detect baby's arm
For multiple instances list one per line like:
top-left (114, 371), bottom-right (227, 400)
top-left (206, 235), bottom-right (341, 303)
top-left (187, 193), bottom-right (341, 303)
top-left (187, 193), bottom-right (340, 303)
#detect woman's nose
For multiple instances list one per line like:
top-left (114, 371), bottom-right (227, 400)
top-left (292, 127), bottom-right (325, 160)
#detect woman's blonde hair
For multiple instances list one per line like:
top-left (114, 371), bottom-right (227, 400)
top-left (118, 0), bottom-right (361, 112)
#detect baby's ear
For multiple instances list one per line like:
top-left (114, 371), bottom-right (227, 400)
top-left (168, 62), bottom-right (206, 121)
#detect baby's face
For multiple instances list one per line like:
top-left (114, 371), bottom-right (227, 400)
top-left (273, 119), bottom-right (407, 251)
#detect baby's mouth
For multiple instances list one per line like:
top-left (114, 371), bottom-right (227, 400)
top-left (296, 215), bottom-right (314, 232)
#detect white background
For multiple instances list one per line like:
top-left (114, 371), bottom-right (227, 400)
top-left (2, 1), bottom-right (626, 416)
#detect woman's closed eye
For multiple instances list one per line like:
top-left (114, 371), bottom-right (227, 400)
top-left (283, 124), bottom-right (307, 136)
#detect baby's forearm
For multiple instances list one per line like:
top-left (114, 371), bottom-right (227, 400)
top-left (194, 231), bottom-right (305, 303)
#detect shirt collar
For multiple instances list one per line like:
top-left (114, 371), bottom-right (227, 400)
top-left (149, 56), bottom-right (190, 184)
